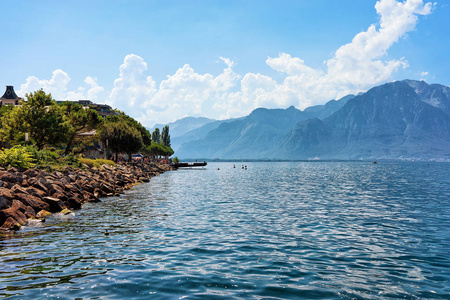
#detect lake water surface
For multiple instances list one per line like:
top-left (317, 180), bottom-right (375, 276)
top-left (1, 162), bottom-right (449, 299)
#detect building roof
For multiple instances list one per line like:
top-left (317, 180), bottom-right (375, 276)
top-left (1, 86), bottom-right (21, 100)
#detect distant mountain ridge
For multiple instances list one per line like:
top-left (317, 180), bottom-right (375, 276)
top-left (174, 94), bottom-right (354, 158)
top-left (274, 81), bottom-right (450, 160)
top-left (162, 80), bottom-right (450, 161)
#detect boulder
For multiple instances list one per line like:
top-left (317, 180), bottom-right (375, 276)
top-left (0, 195), bottom-right (9, 210)
top-left (1, 217), bottom-right (22, 230)
top-left (36, 210), bottom-right (52, 219)
top-left (51, 191), bottom-right (69, 203)
top-left (0, 172), bottom-right (18, 184)
top-left (65, 196), bottom-right (82, 209)
top-left (0, 181), bottom-right (13, 189)
top-left (45, 182), bottom-right (65, 195)
top-left (32, 180), bottom-right (49, 194)
top-left (0, 187), bottom-right (15, 202)
top-left (26, 187), bottom-right (47, 199)
top-left (15, 193), bottom-right (50, 213)
top-left (60, 208), bottom-right (72, 215)
top-left (42, 196), bottom-right (67, 212)
top-left (100, 183), bottom-right (114, 194)
top-left (0, 200), bottom-right (28, 227)
top-left (10, 184), bottom-right (30, 195)
top-left (23, 168), bottom-right (40, 178)
top-left (24, 205), bottom-right (36, 218)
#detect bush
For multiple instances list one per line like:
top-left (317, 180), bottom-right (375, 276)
top-left (27, 146), bottom-right (60, 165)
top-left (80, 157), bottom-right (116, 169)
top-left (0, 146), bottom-right (36, 169)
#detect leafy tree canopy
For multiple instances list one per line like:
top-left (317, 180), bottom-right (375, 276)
top-left (59, 101), bottom-right (103, 154)
top-left (152, 128), bottom-right (160, 144)
top-left (161, 125), bottom-right (171, 147)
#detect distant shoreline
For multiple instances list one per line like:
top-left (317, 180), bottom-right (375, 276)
top-left (180, 158), bottom-right (448, 163)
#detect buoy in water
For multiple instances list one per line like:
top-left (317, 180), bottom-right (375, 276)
top-left (104, 229), bottom-right (109, 236)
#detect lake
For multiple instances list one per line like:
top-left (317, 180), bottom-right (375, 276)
top-left (1, 162), bottom-right (449, 299)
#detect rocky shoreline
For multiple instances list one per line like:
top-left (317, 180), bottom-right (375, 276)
top-left (0, 162), bottom-right (172, 232)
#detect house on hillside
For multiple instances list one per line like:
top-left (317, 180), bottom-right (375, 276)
top-left (0, 86), bottom-right (22, 106)
top-left (57, 99), bottom-right (119, 118)
top-left (88, 103), bottom-right (119, 118)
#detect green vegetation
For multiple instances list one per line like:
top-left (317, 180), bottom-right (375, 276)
top-left (80, 157), bottom-right (116, 169)
top-left (161, 125), bottom-right (171, 147)
top-left (99, 118), bottom-right (144, 161)
top-left (0, 89), bottom-right (175, 167)
top-left (143, 142), bottom-right (174, 158)
top-left (60, 101), bottom-right (102, 155)
top-left (151, 127), bottom-right (160, 144)
top-left (0, 146), bottom-right (36, 169)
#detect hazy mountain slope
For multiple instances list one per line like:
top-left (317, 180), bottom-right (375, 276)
top-left (149, 116), bottom-right (216, 138)
top-left (276, 80), bottom-right (450, 160)
top-left (171, 118), bottom-right (240, 152)
top-left (176, 106), bottom-right (304, 159)
top-left (175, 97), bottom-right (352, 159)
top-left (303, 94), bottom-right (355, 119)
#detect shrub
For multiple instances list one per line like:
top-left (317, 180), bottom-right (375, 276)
top-left (80, 157), bottom-right (116, 169)
top-left (0, 146), bottom-right (36, 169)
top-left (26, 146), bottom-right (60, 165)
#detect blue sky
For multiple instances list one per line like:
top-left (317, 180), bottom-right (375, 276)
top-left (0, 0), bottom-right (448, 127)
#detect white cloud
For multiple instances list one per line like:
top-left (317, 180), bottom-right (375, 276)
top-left (210, 0), bottom-right (434, 115)
top-left (109, 54), bottom-right (156, 114)
top-left (17, 0), bottom-right (433, 126)
top-left (85, 77), bottom-right (104, 100)
top-left (18, 69), bottom-right (71, 99)
top-left (17, 70), bottom-right (105, 102)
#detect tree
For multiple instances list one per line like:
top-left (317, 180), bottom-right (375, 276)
top-left (0, 105), bottom-right (28, 145)
top-left (0, 90), bottom-right (67, 150)
top-left (161, 125), bottom-right (171, 147)
top-left (60, 101), bottom-right (103, 155)
top-left (104, 112), bottom-right (151, 146)
top-left (143, 142), bottom-right (174, 159)
top-left (100, 120), bottom-right (143, 161)
top-left (152, 128), bottom-right (160, 144)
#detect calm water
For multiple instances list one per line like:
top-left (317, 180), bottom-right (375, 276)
top-left (1, 162), bottom-right (449, 299)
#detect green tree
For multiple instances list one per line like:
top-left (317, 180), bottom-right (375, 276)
top-left (161, 125), bottom-right (171, 147)
top-left (100, 121), bottom-right (143, 161)
top-left (59, 101), bottom-right (102, 155)
top-left (152, 128), bottom-right (160, 144)
top-left (0, 105), bottom-right (27, 145)
top-left (22, 90), bottom-right (68, 150)
top-left (120, 114), bottom-right (151, 146)
top-left (143, 142), bottom-right (174, 159)
top-left (104, 112), bottom-right (151, 146)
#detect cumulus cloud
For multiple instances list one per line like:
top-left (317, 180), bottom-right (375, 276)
top-left (18, 69), bottom-right (71, 99)
top-left (17, 0), bottom-right (433, 126)
top-left (109, 54), bottom-right (156, 115)
top-left (17, 70), bottom-right (104, 102)
top-left (211, 0), bottom-right (433, 116)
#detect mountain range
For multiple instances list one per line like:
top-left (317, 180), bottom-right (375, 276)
top-left (158, 80), bottom-right (450, 161)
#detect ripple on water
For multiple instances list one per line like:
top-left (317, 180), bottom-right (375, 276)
top-left (1, 162), bottom-right (450, 299)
